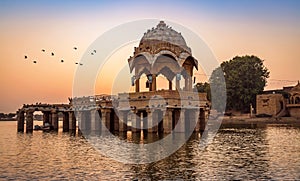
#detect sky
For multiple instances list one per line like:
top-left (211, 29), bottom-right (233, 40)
top-left (0, 0), bottom-right (300, 113)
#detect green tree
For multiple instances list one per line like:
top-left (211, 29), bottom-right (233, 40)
top-left (210, 55), bottom-right (269, 112)
top-left (194, 82), bottom-right (211, 101)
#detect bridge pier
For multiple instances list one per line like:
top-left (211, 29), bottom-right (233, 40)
top-left (142, 111), bottom-right (148, 133)
top-left (118, 111), bottom-right (128, 132)
top-left (69, 111), bottom-right (76, 131)
top-left (150, 110), bottom-right (159, 133)
top-left (51, 111), bottom-right (59, 131)
top-left (26, 110), bottom-right (34, 133)
top-left (63, 112), bottom-right (69, 132)
top-left (90, 110), bottom-right (96, 131)
top-left (174, 109), bottom-right (185, 132)
top-left (78, 111), bottom-right (86, 132)
top-left (163, 109), bottom-right (173, 134)
top-left (146, 110), bottom-right (153, 133)
top-left (199, 108), bottom-right (206, 132)
top-left (17, 110), bottom-right (25, 132)
top-left (194, 109), bottom-right (200, 132)
top-left (49, 112), bottom-right (52, 127)
top-left (101, 109), bottom-right (111, 133)
top-left (131, 111), bottom-right (141, 133)
top-left (81, 110), bottom-right (91, 132)
top-left (113, 110), bottom-right (119, 132)
top-left (42, 111), bottom-right (50, 126)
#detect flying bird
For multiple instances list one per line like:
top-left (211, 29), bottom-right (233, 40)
top-left (24, 55), bottom-right (28, 59)
top-left (75, 62), bottom-right (78, 64)
top-left (51, 52), bottom-right (54, 56)
top-left (41, 49), bottom-right (45, 52)
top-left (61, 60), bottom-right (64, 63)
top-left (79, 63), bottom-right (83, 66)
top-left (93, 50), bottom-right (96, 53)
top-left (73, 47), bottom-right (77, 50)
top-left (91, 52), bottom-right (94, 55)
top-left (33, 60), bottom-right (37, 64)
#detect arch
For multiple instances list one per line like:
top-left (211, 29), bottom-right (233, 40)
top-left (153, 50), bottom-right (178, 63)
top-left (295, 96), bottom-right (300, 104)
top-left (129, 54), bottom-right (151, 73)
top-left (152, 53), bottom-right (180, 75)
top-left (137, 67), bottom-right (151, 79)
top-left (157, 66), bottom-right (176, 81)
top-left (291, 96), bottom-right (295, 104)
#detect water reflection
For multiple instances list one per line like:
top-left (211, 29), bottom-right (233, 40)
top-left (0, 122), bottom-right (300, 180)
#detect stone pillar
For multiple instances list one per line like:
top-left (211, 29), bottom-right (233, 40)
top-left (186, 110), bottom-right (197, 132)
top-left (142, 111), bottom-right (148, 131)
top-left (26, 110), bottom-right (34, 133)
top-left (137, 111), bottom-right (141, 132)
top-left (76, 111), bottom-right (81, 131)
top-left (147, 110), bottom-right (153, 132)
top-left (151, 74), bottom-right (157, 91)
top-left (69, 111), bottom-right (76, 131)
top-left (194, 109), bottom-right (200, 132)
top-left (135, 78), bottom-right (140, 92)
top-left (62, 112), bottom-right (69, 132)
top-left (185, 77), bottom-right (189, 91)
top-left (90, 109), bottom-right (99, 131)
top-left (77, 111), bottom-right (85, 131)
top-left (169, 80), bottom-right (172, 90)
top-left (17, 111), bottom-right (25, 132)
top-left (84, 111), bottom-right (91, 131)
top-left (80, 111), bottom-right (91, 132)
top-left (174, 109), bottom-right (185, 132)
top-left (163, 109), bottom-right (173, 133)
top-left (101, 109), bottom-right (111, 132)
top-left (188, 76), bottom-right (193, 91)
top-left (119, 111), bottom-right (128, 132)
top-left (176, 79), bottom-right (180, 90)
top-left (42, 111), bottom-right (50, 126)
top-left (158, 110), bottom-right (164, 133)
top-left (199, 108), bottom-right (206, 132)
top-left (113, 111), bottom-right (119, 132)
top-left (49, 113), bottom-right (52, 126)
top-left (184, 76), bottom-right (193, 91)
top-left (96, 110), bottom-right (101, 131)
top-left (52, 111), bottom-right (59, 131)
top-left (131, 111), bottom-right (141, 133)
top-left (151, 110), bottom-right (159, 133)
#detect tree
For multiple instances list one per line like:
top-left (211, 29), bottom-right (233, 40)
top-left (210, 55), bottom-right (269, 112)
top-left (194, 82), bottom-right (211, 101)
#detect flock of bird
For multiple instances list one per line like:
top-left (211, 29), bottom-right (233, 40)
top-left (24, 47), bottom-right (97, 66)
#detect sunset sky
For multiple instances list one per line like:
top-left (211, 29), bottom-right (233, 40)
top-left (1, 0), bottom-right (300, 113)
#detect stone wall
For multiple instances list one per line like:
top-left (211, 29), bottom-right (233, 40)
top-left (288, 107), bottom-right (300, 118)
top-left (256, 94), bottom-right (285, 116)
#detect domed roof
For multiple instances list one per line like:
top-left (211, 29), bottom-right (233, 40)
top-left (140, 21), bottom-right (191, 53)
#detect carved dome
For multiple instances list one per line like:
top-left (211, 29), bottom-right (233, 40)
top-left (128, 21), bottom-right (198, 74)
top-left (140, 21), bottom-right (191, 53)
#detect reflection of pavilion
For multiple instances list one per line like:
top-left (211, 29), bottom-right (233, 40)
top-left (17, 21), bottom-right (209, 133)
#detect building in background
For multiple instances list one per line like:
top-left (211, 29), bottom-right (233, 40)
top-left (256, 81), bottom-right (300, 118)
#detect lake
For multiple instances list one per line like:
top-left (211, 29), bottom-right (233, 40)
top-left (0, 121), bottom-right (299, 180)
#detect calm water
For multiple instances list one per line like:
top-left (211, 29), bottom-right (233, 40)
top-left (0, 121), bottom-right (300, 180)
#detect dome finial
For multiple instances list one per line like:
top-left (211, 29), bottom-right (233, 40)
top-left (157, 21), bottom-right (166, 28)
